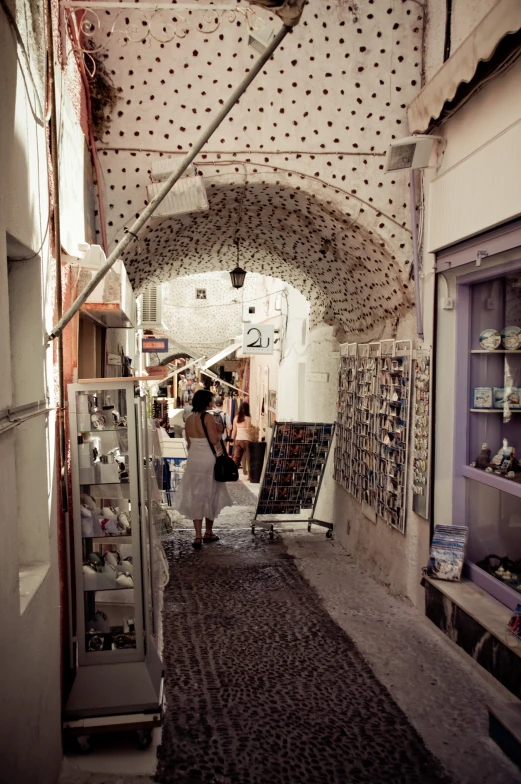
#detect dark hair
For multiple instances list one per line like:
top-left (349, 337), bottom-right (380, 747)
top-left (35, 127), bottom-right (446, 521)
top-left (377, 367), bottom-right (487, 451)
top-left (237, 401), bottom-right (250, 423)
top-left (192, 390), bottom-right (214, 413)
top-left (214, 396), bottom-right (223, 407)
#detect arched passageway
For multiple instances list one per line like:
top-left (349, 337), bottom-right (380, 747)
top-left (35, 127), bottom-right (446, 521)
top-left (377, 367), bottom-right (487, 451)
top-left (123, 180), bottom-right (413, 336)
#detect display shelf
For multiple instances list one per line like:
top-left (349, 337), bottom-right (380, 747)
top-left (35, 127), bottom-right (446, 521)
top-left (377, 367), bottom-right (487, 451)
top-left (470, 350), bottom-right (521, 354)
top-left (334, 339), bottom-right (411, 533)
top-left (77, 428), bottom-right (128, 433)
top-left (470, 409), bottom-right (521, 413)
top-left (88, 536), bottom-right (133, 544)
top-left (84, 586), bottom-right (135, 593)
top-left (462, 465), bottom-right (521, 497)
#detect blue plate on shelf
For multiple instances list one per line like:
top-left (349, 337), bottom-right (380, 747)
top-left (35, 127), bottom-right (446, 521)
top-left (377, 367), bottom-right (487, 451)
top-left (479, 329), bottom-right (501, 350)
top-left (501, 326), bottom-right (521, 350)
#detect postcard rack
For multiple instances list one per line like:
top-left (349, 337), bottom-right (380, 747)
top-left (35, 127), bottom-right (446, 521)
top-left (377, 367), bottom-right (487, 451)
top-left (334, 339), bottom-right (412, 534)
top-left (253, 421), bottom-right (335, 538)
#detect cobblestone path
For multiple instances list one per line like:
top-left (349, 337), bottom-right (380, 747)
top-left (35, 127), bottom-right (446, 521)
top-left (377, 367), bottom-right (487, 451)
top-left (158, 525), bottom-right (453, 784)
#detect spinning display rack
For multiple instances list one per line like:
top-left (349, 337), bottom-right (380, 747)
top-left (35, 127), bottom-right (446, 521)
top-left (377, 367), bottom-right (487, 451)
top-left (64, 380), bottom-right (165, 749)
top-left (334, 340), bottom-right (412, 534)
top-left (253, 421), bottom-right (335, 538)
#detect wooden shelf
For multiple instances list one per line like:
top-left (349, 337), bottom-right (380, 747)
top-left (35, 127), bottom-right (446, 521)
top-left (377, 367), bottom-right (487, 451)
top-left (462, 465), bottom-right (521, 498)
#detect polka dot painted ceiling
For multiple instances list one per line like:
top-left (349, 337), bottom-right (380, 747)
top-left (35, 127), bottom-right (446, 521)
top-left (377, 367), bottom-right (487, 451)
top-left (88, 0), bottom-right (423, 334)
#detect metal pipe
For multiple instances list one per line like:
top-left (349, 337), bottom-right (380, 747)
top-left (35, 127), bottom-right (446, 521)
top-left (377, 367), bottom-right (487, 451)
top-left (0, 406), bottom-right (58, 438)
top-left (409, 170), bottom-right (424, 341)
top-left (48, 23), bottom-right (291, 341)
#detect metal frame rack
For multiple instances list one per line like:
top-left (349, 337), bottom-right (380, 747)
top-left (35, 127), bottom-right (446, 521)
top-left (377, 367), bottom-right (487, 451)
top-left (252, 421), bottom-right (335, 539)
top-left (334, 340), bottom-right (412, 534)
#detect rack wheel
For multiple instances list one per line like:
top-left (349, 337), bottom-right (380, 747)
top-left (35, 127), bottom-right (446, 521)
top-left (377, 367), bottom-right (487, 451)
top-left (307, 523), bottom-right (311, 533)
top-left (326, 529), bottom-right (333, 539)
top-left (269, 525), bottom-right (274, 541)
top-left (74, 735), bottom-right (92, 754)
top-left (137, 729), bottom-right (153, 749)
top-left (251, 525), bottom-right (256, 535)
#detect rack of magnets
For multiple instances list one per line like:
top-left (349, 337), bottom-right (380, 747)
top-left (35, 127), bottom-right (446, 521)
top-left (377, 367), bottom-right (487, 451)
top-left (253, 421), bottom-right (335, 539)
top-left (334, 339), bottom-right (412, 534)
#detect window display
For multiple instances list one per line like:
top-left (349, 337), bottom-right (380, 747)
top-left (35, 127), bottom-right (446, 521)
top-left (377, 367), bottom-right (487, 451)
top-left (72, 386), bottom-right (141, 658)
top-left (65, 380), bottom-right (164, 738)
top-left (456, 270), bottom-right (521, 608)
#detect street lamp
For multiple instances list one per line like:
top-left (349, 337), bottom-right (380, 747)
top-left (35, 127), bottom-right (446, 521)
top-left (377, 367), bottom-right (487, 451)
top-left (230, 266), bottom-right (247, 289)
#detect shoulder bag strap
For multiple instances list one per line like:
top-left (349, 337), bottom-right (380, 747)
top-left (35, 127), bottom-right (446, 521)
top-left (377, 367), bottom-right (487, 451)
top-left (200, 413), bottom-right (217, 457)
top-left (200, 413), bottom-right (227, 457)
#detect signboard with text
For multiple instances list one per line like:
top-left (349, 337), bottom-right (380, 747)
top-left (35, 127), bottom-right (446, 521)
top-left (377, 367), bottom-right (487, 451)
top-left (242, 324), bottom-right (275, 356)
top-left (142, 337), bottom-right (168, 353)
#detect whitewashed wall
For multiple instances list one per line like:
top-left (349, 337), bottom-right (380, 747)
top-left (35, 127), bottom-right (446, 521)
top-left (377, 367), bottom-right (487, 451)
top-left (0, 4), bottom-right (61, 781)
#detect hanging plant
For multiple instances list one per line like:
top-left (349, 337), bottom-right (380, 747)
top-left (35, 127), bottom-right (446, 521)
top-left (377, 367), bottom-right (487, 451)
top-left (84, 42), bottom-right (120, 140)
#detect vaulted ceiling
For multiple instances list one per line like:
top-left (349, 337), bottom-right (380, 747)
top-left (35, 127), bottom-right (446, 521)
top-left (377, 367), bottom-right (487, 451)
top-left (85, 0), bottom-right (423, 334)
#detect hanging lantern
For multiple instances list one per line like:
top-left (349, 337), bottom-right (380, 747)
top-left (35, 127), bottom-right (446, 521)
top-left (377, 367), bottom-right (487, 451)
top-left (230, 266), bottom-right (247, 289)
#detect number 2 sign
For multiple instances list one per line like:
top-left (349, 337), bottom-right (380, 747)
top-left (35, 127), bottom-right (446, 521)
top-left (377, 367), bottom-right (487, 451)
top-left (242, 324), bottom-right (275, 355)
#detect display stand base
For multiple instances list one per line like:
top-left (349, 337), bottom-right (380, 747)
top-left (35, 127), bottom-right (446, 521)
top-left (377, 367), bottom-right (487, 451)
top-left (251, 518), bottom-right (333, 539)
top-left (63, 661), bottom-right (163, 734)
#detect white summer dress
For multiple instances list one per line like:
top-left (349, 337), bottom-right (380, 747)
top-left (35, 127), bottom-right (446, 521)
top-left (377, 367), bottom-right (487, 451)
top-left (174, 437), bottom-right (232, 520)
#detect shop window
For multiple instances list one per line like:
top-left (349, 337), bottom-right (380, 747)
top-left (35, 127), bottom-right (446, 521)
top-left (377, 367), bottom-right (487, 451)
top-left (456, 265), bottom-right (521, 608)
top-left (7, 249), bottom-right (50, 610)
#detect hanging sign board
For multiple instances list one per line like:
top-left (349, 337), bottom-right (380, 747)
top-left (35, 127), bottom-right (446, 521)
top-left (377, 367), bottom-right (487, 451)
top-left (146, 365), bottom-right (167, 379)
top-left (142, 337), bottom-right (168, 353)
top-left (242, 324), bottom-right (275, 355)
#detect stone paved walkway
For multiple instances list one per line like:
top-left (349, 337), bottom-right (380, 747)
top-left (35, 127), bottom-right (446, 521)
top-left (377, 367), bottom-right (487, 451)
top-left (61, 483), bottom-right (521, 784)
top-left (158, 524), bottom-right (453, 784)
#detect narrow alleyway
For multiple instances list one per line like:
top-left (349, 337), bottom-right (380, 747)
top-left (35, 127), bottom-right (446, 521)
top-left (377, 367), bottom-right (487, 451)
top-left (151, 483), bottom-right (518, 784)
top-left (60, 483), bottom-right (521, 784)
top-left (61, 483), bottom-right (521, 784)
top-left (160, 533), bottom-right (449, 781)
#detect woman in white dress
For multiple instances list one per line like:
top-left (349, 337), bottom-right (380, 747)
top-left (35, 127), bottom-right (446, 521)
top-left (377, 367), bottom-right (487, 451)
top-left (174, 390), bottom-right (232, 548)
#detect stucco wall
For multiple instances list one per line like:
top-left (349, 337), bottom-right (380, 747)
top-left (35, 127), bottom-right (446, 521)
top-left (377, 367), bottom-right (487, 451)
top-left (0, 3), bottom-right (62, 782)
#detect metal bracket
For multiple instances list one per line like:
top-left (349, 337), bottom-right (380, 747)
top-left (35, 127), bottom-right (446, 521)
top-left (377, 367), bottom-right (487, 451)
top-left (476, 250), bottom-right (489, 267)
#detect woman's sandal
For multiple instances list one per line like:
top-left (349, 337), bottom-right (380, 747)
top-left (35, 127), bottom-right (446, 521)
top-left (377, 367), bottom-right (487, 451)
top-left (203, 534), bottom-right (220, 543)
top-left (192, 537), bottom-right (203, 549)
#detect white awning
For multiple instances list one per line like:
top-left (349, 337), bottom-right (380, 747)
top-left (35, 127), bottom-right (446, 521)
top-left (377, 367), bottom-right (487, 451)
top-left (204, 343), bottom-right (241, 369)
top-left (408, 0), bottom-right (521, 133)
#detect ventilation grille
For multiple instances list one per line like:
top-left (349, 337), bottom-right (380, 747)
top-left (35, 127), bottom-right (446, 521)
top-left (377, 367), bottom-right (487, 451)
top-left (146, 177), bottom-right (209, 218)
top-left (138, 284), bottom-right (163, 327)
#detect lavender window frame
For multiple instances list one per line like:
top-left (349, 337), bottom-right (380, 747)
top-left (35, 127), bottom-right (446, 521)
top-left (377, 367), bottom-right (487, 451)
top-left (452, 253), bottom-right (521, 610)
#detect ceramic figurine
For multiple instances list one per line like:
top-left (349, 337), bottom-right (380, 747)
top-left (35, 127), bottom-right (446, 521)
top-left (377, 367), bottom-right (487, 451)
top-left (474, 443), bottom-right (491, 470)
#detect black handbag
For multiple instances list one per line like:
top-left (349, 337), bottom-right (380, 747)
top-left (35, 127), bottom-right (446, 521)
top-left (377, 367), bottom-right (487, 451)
top-left (201, 414), bottom-right (239, 483)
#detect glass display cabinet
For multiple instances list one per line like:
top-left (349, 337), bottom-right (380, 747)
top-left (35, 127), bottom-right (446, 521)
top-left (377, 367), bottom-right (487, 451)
top-left (63, 380), bottom-right (164, 746)
top-left (455, 263), bottom-right (521, 609)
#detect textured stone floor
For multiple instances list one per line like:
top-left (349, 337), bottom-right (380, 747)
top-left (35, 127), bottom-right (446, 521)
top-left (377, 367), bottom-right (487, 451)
top-left (158, 526), bottom-right (453, 784)
top-left (61, 482), bottom-right (521, 784)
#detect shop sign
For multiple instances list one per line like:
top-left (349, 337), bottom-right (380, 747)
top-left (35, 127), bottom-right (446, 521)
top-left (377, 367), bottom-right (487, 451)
top-left (242, 324), bottom-right (275, 355)
top-left (222, 360), bottom-right (241, 371)
top-left (146, 365), bottom-right (167, 379)
top-left (142, 337), bottom-right (168, 353)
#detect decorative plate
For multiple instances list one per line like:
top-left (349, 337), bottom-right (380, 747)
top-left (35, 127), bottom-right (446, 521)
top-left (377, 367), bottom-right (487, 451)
top-left (479, 329), bottom-right (501, 350)
top-left (501, 326), bottom-right (521, 350)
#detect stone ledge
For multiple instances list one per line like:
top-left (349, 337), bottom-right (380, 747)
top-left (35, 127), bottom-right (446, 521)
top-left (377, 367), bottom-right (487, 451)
top-left (422, 576), bottom-right (521, 699)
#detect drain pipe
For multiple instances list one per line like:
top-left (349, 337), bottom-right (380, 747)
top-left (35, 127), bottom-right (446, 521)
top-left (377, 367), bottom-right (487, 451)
top-left (48, 23), bottom-right (291, 341)
top-left (409, 169), bottom-right (424, 341)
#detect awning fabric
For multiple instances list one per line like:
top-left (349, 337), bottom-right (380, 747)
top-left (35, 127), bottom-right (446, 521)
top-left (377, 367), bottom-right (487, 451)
top-left (250, 0), bottom-right (306, 27)
top-left (408, 0), bottom-right (521, 133)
